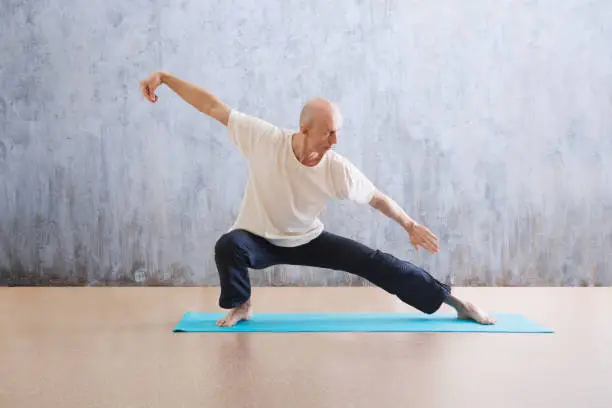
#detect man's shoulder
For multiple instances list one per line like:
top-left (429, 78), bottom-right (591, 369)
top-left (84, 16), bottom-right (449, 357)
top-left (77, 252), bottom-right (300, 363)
top-left (325, 150), bottom-right (354, 168)
top-left (325, 150), bottom-right (371, 179)
top-left (226, 109), bottom-right (287, 156)
top-left (229, 109), bottom-right (280, 131)
top-left (230, 110), bottom-right (291, 138)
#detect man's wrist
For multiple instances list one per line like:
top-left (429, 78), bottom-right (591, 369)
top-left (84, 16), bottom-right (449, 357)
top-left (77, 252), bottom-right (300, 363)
top-left (159, 71), bottom-right (170, 83)
top-left (403, 218), bottom-right (416, 232)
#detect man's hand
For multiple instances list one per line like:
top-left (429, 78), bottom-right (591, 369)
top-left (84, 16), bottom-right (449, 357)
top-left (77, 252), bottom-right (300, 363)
top-left (139, 71), bottom-right (165, 103)
top-left (406, 221), bottom-right (440, 254)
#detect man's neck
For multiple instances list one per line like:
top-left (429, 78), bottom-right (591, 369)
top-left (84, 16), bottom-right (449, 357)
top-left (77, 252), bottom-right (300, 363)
top-left (292, 132), bottom-right (323, 167)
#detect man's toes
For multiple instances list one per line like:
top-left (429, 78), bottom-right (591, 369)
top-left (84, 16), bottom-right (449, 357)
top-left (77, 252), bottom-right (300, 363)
top-left (217, 317), bottom-right (233, 327)
top-left (478, 315), bottom-right (495, 325)
top-left (219, 316), bottom-right (239, 327)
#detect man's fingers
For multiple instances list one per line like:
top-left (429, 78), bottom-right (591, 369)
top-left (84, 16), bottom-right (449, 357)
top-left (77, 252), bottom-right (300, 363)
top-left (417, 242), bottom-right (434, 253)
top-left (419, 229), bottom-right (439, 247)
top-left (423, 228), bottom-right (439, 241)
top-left (148, 86), bottom-right (158, 102)
top-left (418, 237), bottom-right (439, 254)
top-left (142, 85), bottom-right (150, 100)
top-left (139, 79), bottom-right (157, 103)
top-left (413, 239), bottom-right (432, 253)
top-left (426, 236), bottom-right (438, 249)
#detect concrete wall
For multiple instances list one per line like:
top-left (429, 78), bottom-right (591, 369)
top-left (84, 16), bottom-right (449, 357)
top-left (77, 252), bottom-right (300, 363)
top-left (1, 0), bottom-right (611, 286)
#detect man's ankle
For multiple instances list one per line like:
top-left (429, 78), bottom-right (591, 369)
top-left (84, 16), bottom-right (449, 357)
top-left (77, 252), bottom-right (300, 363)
top-left (443, 294), bottom-right (465, 311)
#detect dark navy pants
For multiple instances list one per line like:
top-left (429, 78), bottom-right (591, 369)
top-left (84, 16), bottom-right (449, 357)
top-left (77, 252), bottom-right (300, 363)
top-left (214, 229), bottom-right (451, 314)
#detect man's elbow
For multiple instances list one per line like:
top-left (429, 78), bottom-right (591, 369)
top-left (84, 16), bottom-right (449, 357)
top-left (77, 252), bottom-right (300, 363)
top-left (208, 103), bottom-right (231, 126)
top-left (368, 190), bottom-right (385, 208)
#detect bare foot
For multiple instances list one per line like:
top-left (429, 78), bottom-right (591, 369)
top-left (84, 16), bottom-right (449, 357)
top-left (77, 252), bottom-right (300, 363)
top-left (216, 300), bottom-right (253, 327)
top-left (457, 301), bottom-right (496, 325)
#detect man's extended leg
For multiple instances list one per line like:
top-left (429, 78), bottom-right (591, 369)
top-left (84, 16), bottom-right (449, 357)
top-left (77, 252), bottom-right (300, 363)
top-left (281, 231), bottom-right (495, 324)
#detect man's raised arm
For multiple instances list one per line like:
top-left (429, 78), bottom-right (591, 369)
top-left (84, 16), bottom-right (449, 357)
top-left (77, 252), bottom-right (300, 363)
top-left (139, 71), bottom-right (230, 125)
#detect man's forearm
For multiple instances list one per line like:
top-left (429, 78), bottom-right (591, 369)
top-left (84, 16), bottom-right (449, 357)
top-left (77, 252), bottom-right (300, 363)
top-left (369, 190), bottom-right (416, 232)
top-left (160, 72), bottom-right (230, 124)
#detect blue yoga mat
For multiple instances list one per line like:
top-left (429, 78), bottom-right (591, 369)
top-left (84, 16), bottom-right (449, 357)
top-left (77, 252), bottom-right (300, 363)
top-left (173, 311), bottom-right (553, 333)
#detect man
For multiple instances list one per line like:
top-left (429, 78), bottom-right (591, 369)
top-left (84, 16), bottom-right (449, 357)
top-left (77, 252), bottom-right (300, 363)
top-left (139, 71), bottom-right (496, 327)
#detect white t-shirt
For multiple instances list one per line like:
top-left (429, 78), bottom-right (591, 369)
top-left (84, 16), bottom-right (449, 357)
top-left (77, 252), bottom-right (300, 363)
top-left (226, 109), bottom-right (376, 247)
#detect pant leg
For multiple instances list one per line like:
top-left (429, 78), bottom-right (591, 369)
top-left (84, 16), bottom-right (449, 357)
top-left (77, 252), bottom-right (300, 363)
top-left (280, 231), bottom-right (451, 314)
top-left (214, 229), bottom-right (283, 309)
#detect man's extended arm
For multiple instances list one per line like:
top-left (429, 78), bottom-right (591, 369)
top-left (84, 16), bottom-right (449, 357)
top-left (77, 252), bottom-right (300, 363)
top-left (369, 190), bottom-right (440, 253)
top-left (139, 71), bottom-right (230, 125)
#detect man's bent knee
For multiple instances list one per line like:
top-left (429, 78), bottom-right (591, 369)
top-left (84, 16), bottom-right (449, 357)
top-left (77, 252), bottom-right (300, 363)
top-left (215, 230), bottom-right (246, 257)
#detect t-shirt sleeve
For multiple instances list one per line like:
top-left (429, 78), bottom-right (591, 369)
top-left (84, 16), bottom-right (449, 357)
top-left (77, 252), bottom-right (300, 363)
top-left (226, 109), bottom-right (280, 157)
top-left (331, 155), bottom-right (377, 204)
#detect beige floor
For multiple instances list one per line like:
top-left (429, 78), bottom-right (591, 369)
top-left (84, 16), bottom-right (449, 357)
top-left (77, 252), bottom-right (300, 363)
top-left (1, 287), bottom-right (611, 408)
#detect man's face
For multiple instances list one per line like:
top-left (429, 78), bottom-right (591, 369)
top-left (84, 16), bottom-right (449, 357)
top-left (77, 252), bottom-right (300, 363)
top-left (303, 111), bottom-right (340, 154)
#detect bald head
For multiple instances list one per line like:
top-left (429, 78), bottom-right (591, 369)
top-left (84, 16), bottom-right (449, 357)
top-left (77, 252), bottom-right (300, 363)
top-left (299, 98), bottom-right (343, 130)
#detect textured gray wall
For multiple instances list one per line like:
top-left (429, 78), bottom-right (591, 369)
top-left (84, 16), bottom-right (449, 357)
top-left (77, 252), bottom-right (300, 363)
top-left (1, 0), bottom-right (611, 286)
